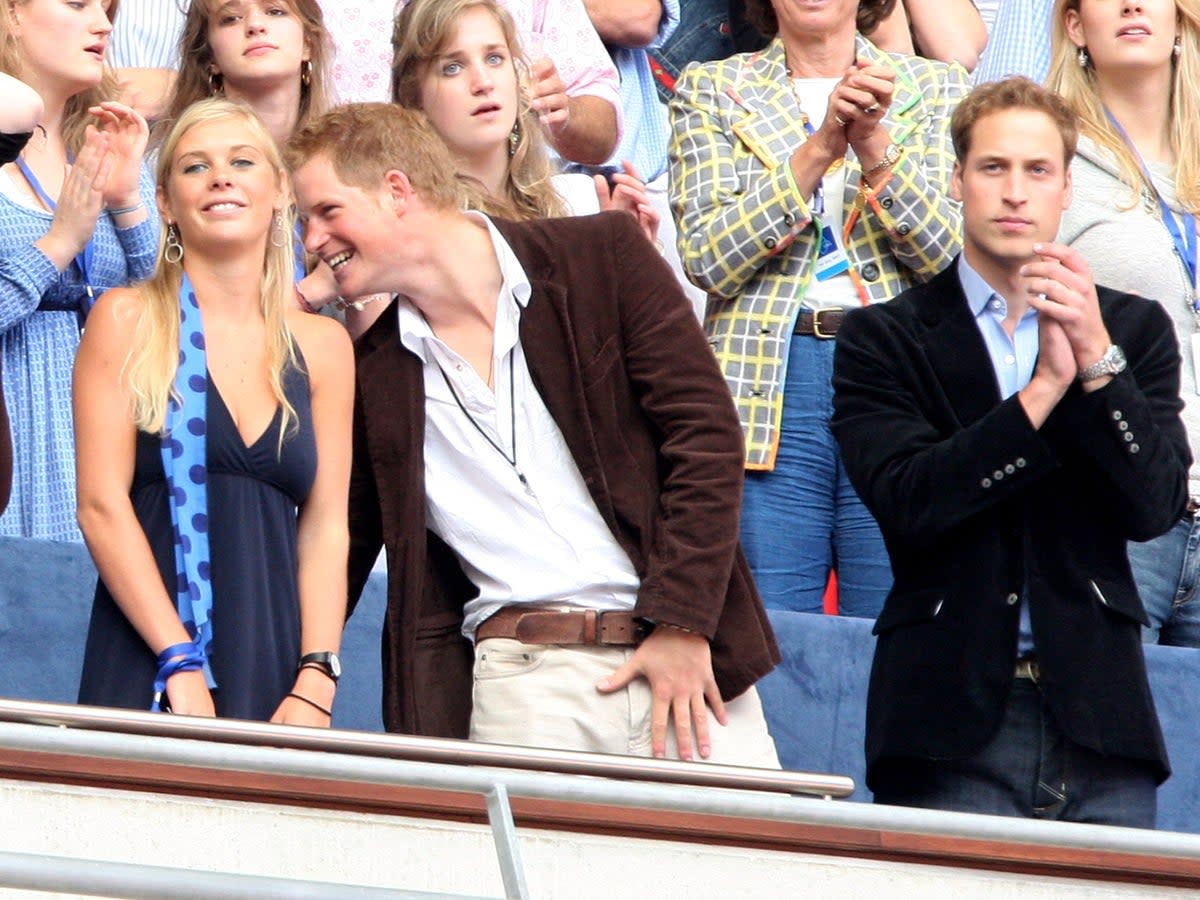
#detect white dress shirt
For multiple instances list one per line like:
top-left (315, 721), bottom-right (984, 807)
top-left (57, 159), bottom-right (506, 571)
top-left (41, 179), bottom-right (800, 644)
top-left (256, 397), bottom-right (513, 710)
top-left (397, 214), bottom-right (640, 640)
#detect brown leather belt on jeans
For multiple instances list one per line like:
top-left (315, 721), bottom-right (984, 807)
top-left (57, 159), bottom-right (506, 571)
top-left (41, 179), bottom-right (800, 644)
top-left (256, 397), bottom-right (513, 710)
top-left (794, 308), bottom-right (848, 338)
top-left (475, 607), bottom-right (648, 647)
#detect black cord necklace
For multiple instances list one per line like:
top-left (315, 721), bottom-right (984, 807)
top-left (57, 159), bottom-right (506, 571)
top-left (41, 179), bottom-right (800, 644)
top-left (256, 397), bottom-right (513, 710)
top-left (435, 349), bottom-right (530, 491)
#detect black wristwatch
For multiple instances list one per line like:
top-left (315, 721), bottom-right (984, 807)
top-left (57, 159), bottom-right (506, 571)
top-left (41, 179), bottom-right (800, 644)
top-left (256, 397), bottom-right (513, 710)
top-left (298, 651), bottom-right (342, 683)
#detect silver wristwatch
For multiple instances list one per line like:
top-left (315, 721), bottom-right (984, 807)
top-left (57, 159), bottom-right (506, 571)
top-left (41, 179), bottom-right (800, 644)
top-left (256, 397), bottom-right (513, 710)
top-left (1078, 344), bottom-right (1127, 383)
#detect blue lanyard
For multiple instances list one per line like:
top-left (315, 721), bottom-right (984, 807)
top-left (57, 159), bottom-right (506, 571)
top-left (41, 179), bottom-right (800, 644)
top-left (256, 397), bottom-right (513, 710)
top-left (14, 155), bottom-right (97, 302)
top-left (1105, 111), bottom-right (1198, 311)
top-left (799, 115), bottom-right (827, 217)
top-left (293, 219), bottom-right (306, 282)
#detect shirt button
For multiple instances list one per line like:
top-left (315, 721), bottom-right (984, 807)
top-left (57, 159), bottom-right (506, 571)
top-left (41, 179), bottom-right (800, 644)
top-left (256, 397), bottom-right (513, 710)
top-left (880, 196), bottom-right (894, 210)
top-left (783, 213), bottom-right (796, 226)
top-left (1112, 410), bottom-right (1123, 420)
top-left (897, 221), bottom-right (911, 235)
top-left (861, 262), bottom-right (881, 281)
top-left (765, 237), bottom-right (777, 249)
top-left (993, 469), bottom-right (1004, 480)
top-left (1118, 421), bottom-right (1129, 431)
top-left (990, 299), bottom-right (1002, 310)
top-left (1015, 457), bottom-right (1027, 468)
top-left (1006, 593), bottom-right (1019, 605)
top-left (1124, 432), bottom-right (1134, 442)
top-left (1004, 354), bottom-right (1016, 365)
top-left (982, 477), bottom-right (992, 488)
top-left (1005, 464), bottom-right (1015, 475)
top-left (1131, 443), bottom-right (1141, 454)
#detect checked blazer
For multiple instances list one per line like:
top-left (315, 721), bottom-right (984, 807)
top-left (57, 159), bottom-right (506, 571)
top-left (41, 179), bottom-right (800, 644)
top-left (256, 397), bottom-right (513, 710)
top-left (668, 36), bottom-right (967, 469)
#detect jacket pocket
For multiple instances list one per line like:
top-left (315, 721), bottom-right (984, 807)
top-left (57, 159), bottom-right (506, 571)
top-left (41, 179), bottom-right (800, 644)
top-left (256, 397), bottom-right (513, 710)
top-left (873, 589), bottom-right (945, 635)
top-left (1087, 576), bottom-right (1150, 627)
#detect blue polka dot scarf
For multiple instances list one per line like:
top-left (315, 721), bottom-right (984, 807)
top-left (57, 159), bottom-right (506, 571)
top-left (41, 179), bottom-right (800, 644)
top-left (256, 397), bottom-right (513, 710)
top-left (160, 273), bottom-right (217, 689)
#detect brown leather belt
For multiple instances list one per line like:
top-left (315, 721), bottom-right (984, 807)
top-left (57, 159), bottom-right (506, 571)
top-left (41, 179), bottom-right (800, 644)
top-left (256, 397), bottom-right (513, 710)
top-left (794, 308), bottom-right (848, 338)
top-left (475, 607), bottom-right (648, 647)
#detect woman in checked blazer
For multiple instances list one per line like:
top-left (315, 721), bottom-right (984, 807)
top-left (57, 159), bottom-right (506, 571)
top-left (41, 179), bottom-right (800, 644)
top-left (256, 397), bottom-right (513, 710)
top-left (668, 0), bottom-right (967, 620)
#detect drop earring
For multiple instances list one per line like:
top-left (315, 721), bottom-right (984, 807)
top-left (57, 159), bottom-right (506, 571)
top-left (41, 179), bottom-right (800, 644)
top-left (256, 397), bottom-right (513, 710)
top-left (164, 223), bottom-right (184, 264)
top-left (1077, 46), bottom-right (1089, 68)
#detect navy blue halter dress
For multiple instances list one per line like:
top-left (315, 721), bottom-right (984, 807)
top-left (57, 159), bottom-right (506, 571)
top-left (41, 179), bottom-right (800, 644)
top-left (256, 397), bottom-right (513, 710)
top-left (78, 359), bottom-right (316, 720)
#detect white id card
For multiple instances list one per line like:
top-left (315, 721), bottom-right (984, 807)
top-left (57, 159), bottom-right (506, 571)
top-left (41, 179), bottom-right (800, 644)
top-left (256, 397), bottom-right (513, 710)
top-left (814, 221), bottom-right (850, 281)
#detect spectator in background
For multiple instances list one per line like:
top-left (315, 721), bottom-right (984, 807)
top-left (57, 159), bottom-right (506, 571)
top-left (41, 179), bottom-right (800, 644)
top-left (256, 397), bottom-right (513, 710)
top-left (497, 0), bottom-right (623, 166)
top-left (580, 0), bottom-right (707, 317)
top-left (972, 0), bottom-right (1056, 84)
top-left (0, 0), bottom-right (157, 542)
top-left (76, 98), bottom-right (353, 722)
top-left (1049, 0), bottom-right (1200, 646)
top-left (0, 72), bottom-right (44, 518)
top-left (668, 0), bottom-right (967, 618)
top-left (649, 0), bottom-right (765, 103)
top-left (163, 0), bottom-right (335, 149)
top-left (108, 0), bottom-right (186, 121)
top-left (863, 0), bottom-right (988, 71)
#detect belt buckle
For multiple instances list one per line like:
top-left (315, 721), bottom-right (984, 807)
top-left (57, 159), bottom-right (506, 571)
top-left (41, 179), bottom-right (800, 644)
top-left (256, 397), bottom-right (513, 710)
top-left (811, 309), bottom-right (837, 339)
top-left (1015, 658), bottom-right (1040, 683)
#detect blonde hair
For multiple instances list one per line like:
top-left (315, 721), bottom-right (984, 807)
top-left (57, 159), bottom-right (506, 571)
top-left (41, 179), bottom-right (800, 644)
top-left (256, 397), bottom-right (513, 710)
top-left (128, 99), bottom-right (298, 442)
top-left (1047, 0), bottom-right (1200, 212)
top-left (163, 0), bottom-right (334, 142)
top-left (0, 0), bottom-right (122, 153)
top-left (284, 101), bottom-right (466, 211)
top-left (391, 0), bottom-right (566, 220)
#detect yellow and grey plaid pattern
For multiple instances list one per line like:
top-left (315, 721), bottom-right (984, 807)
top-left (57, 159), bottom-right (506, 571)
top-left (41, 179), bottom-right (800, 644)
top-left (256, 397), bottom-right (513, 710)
top-left (668, 37), bottom-right (967, 470)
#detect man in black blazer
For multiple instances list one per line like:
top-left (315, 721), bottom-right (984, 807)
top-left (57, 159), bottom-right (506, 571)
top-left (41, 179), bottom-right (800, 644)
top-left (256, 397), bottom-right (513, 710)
top-left (831, 77), bottom-right (1190, 826)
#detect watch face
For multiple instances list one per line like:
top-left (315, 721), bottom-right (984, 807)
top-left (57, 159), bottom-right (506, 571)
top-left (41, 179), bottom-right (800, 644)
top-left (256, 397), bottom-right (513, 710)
top-left (329, 653), bottom-right (342, 679)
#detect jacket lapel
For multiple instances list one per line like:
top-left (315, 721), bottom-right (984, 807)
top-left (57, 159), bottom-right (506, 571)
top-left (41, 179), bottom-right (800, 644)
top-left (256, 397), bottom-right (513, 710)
top-left (916, 263), bottom-right (1004, 426)
top-left (727, 39), bottom-right (808, 170)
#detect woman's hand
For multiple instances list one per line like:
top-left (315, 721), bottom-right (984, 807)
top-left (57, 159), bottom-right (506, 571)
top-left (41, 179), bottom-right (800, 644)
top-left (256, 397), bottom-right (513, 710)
top-left (594, 161), bottom-right (661, 243)
top-left (270, 666), bottom-right (336, 728)
top-left (828, 62), bottom-right (895, 145)
top-left (39, 125), bottom-right (110, 264)
top-left (164, 668), bottom-right (216, 717)
top-left (88, 101), bottom-right (149, 210)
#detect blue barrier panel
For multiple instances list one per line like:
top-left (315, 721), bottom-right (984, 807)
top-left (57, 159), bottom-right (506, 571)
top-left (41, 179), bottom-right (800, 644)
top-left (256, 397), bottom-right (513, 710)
top-left (2, 537), bottom-right (1197, 832)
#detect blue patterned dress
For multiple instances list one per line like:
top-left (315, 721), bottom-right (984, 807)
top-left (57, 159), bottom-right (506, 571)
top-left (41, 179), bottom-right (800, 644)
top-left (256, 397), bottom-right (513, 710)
top-left (0, 167), bottom-right (158, 541)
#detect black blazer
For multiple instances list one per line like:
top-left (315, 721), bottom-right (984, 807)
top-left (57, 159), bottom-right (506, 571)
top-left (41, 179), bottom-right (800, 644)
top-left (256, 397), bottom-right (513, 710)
top-left (831, 261), bottom-right (1190, 788)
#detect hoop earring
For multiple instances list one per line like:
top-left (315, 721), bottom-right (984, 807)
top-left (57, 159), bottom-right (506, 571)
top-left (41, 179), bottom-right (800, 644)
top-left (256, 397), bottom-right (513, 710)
top-left (1077, 46), bottom-right (1089, 68)
top-left (208, 69), bottom-right (224, 95)
top-left (508, 120), bottom-right (520, 158)
top-left (164, 223), bottom-right (184, 264)
top-left (270, 210), bottom-right (289, 248)
top-left (301, 60), bottom-right (313, 88)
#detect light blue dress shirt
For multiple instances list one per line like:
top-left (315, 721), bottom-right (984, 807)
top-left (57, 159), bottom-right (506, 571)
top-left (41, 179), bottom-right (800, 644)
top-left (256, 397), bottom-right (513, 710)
top-left (959, 255), bottom-right (1039, 654)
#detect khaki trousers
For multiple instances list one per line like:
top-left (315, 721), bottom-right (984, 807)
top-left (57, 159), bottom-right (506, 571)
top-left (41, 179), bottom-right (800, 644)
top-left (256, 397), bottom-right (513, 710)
top-left (469, 638), bottom-right (781, 768)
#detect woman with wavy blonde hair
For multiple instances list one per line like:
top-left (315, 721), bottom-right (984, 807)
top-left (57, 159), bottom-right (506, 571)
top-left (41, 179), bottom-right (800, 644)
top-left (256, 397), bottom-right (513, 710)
top-left (162, 0), bottom-right (334, 147)
top-left (1048, 0), bottom-right (1200, 646)
top-left (75, 98), bottom-right (353, 722)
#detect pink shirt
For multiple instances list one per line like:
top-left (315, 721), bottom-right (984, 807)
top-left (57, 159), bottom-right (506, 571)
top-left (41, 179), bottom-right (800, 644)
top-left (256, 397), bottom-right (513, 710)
top-left (501, 0), bottom-right (621, 125)
top-left (324, 3), bottom-right (396, 103)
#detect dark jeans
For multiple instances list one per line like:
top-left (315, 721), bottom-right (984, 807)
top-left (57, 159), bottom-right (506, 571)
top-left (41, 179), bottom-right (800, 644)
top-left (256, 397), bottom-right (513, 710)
top-left (872, 678), bottom-right (1159, 828)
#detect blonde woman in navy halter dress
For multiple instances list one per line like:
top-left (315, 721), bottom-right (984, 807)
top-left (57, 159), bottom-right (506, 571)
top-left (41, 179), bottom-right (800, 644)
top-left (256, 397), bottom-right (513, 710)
top-left (74, 98), bottom-right (353, 723)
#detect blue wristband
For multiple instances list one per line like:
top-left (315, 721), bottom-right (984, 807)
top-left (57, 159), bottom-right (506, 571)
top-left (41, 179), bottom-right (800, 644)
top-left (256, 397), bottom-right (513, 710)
top-left (152, 642), bottom-right (207, 712)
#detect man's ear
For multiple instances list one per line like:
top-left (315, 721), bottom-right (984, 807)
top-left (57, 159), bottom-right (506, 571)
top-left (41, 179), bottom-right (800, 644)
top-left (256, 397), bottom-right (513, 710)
top-left (950, 161), bottom-right (963, 203)
top-left (383, 169), bottom-right (413, 214)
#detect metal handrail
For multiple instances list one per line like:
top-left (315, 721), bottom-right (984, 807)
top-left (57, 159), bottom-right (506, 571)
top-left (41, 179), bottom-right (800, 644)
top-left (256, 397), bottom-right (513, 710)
top-left (0, 697), bottom-right (855, 798)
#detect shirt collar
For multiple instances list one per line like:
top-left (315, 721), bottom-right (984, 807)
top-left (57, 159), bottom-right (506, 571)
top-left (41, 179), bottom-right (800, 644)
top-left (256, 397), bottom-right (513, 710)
top-left (958, 253), bottom-right (1004, 319)
top-left (397, 211), bottom-right (532, 361)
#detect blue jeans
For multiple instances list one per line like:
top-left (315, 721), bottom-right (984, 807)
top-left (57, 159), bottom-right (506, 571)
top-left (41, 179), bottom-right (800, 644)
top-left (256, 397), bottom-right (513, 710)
top-left (871, 679), bottom-right (1159, 828)
top-left (740, 335), bottom-right (892, 618)
top-left (1128, 514), bottom-right (1200, 647)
